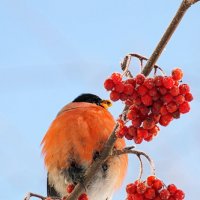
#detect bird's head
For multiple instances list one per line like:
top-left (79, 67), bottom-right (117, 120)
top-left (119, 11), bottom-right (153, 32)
top-left (72, 93), bottom-right (112, 109)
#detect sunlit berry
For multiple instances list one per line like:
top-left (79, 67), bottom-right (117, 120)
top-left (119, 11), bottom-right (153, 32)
top-left (141, 94), bottom-right (153, 106)
top-left (159, 189), bottom-right (170, 200)
top-left (137, 127), bottom-right (149, 138)
top-left (111, 72), bottom-right (122, 84)
top-left (167, 184), bottom-right (177, 195)
top-left (78, 193), bottom-right (88, 200)
top-left (163, 76), bottom-right (174, 89)
top-left (184, 92), bottom-right (193, 102)
top-left (147, 176), bottom-right (156, 186)
top-left (145, 188), bottom-right (156, 199)
top-left (126, 183), bottom-right (137, 194)
top-left (179, 84), bottom-right (190, 95)
top-left (174, 189), bottom-right (185, 200)
top-left (172, 68), bottom-right (183, 81)
top-left (143, 78), bottom-right (155, 89)
top-left (159, 114), bottom-right (173, 126)
top-left (136, 74), bottom-right (145, 85)
top-left (104, 78), bottom-right (115, 91)
top-left (179, 101), bottom-right (190, 114)
top-left (124, 84), bottom-right (134, 95)
top-left (154, 76), bottom-right (164, 87)
top-left (110, 91), bottom-right (120, 101)
top-left (114, 82), bottom-right (125, 93)
top-left (67, 184), bottom-right (75, 193)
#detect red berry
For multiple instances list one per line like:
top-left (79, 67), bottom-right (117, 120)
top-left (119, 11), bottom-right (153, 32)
top-left (167, 184), bottom-right (177, 195)
top-left (152, 92), bottom-right (161, 101)
top-left (139, 105), bottom-right (150, 116)
top-left (147, 176), bottom-right (156, 186)
top-left (67, 184), bottom-right (75, 193)
top-left (174, 189), bottom-right (185, 200)
top-left (172, 68), bottom-right (183, 81)
top-left (137, 85), bottom-right (148, 96)
top-left (163, 76), bottom-right (174, 89)
top-left (179, 84), bottom-right (190, 94)
top-left (110, 91), bottom-right (120, 101)
top-left (104, 78), bottom-right (115, 91)
top-left (137, 182), bottom-right (147, 194)
top-left (125, 78), bottom-right (136, 87)
top-left (128, 126), bottom-right (137, 137)
top-left (149, 125), bottom-right (160, 136)
top-left (78, 193), bottom-right (88, 200)
top-left (131, 193), bottom-right (143, 200)
top-left (45, 198), bottom-right (52, 200)
top-left (137, 127), bottom-right (149, 138)
top-left (132, 118), bottom-right (142, 128)
top-left (175, 95), bottom-right (185, 105)
top-left (172, 110), bottom-right (180, 119)
top-left (141, 94), bottom-right (153, 106)
top-left (143, 117), bottom-right (155, 130)
top-left (158, 86), bottom-right (167, 95)
top-left (179, 101), bottom-right (190, 114)
top-left (160, 105), bottom-right (168, 116)
top-left (162, 93), bottom-right (173, 104)
top-left (120, 93), bottom-right (129, 101)
top-left (125, 99), bottom-right (133, 106)
top-left (144, 133), bottom-right (154, 142)
top-left (166, 102), bottom-right (178, 113)
top-left (128, 107), bottom-right (140, 120)
top-left (114, 82), bottom-right (125, 93)
top-left (185, 92), bottom-right (193, 102)
top-left (154, 76), bottom-right (164, 87)
top-left (170, 86), bottom-right (180, 96)
top-left (148, 87), bottom-right (158, 97)
top-left (159, 189), bottom-right (170, 199)
top-left (153, 179), bottom-right (163, 190)
top-left (136, 74), bottom-right (145, 85)
top-left (111, 72), bottom-right (122, 84)
top-left (133, 97), bottom-right (142, 106)
top-left (134, 136), bottom-right (143, 144)
top-left (126, 183), bottom-right (137, 194)
top-left (116, 126), bottom-right (128, 138)
top-left (159, 114), bottom-right (173, 126)
top-left (143, 78), bottom-right (155, 89)
top-left (144, 188), bottom-right (156, 199)
top-left (124, 84), bottom-right (134, 95)
top-left (152, 101), bottom-right (163, 114)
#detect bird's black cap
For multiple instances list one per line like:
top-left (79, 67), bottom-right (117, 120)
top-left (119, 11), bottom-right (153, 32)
top-left (72, 93), bottom-right (102, 105)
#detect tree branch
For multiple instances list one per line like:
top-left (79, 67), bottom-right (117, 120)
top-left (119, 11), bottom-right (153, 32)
top-left (142, 0), bottom-right (199, 76)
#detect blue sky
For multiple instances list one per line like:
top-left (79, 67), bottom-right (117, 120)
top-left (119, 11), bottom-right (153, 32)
top-left (0, 0), bottom-right (200, 199)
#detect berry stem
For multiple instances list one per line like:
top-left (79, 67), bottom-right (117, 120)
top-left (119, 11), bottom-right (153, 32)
top-left (112, 147), bottom-right (156, 176)
top-left (141, 0), bottom-right (199, 76)
top-left (137, 155), bottom-right (143, 180)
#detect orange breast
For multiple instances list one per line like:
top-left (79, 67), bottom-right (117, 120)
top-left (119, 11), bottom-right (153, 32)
top-left (41, 102), bottom-right (127, 187)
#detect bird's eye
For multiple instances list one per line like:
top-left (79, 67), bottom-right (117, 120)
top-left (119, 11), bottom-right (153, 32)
top-left (102, 163), bottom-right (108, 172)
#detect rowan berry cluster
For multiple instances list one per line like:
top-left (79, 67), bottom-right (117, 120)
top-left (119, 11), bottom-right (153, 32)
top-left (104, 68), bottom-right (193, 144)
top-left (126, 176), bottom-right (185, 200)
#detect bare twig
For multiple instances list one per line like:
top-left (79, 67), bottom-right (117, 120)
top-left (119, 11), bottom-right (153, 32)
top-left (112, 148), bottom-right (156, 176)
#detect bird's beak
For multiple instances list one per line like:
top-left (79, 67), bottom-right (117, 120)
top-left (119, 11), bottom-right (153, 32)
top-left (100, 100), bottom-right (112, 109)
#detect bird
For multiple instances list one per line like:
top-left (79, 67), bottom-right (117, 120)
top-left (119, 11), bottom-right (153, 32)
top-left (41, 93), bottom-right (128, 200)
